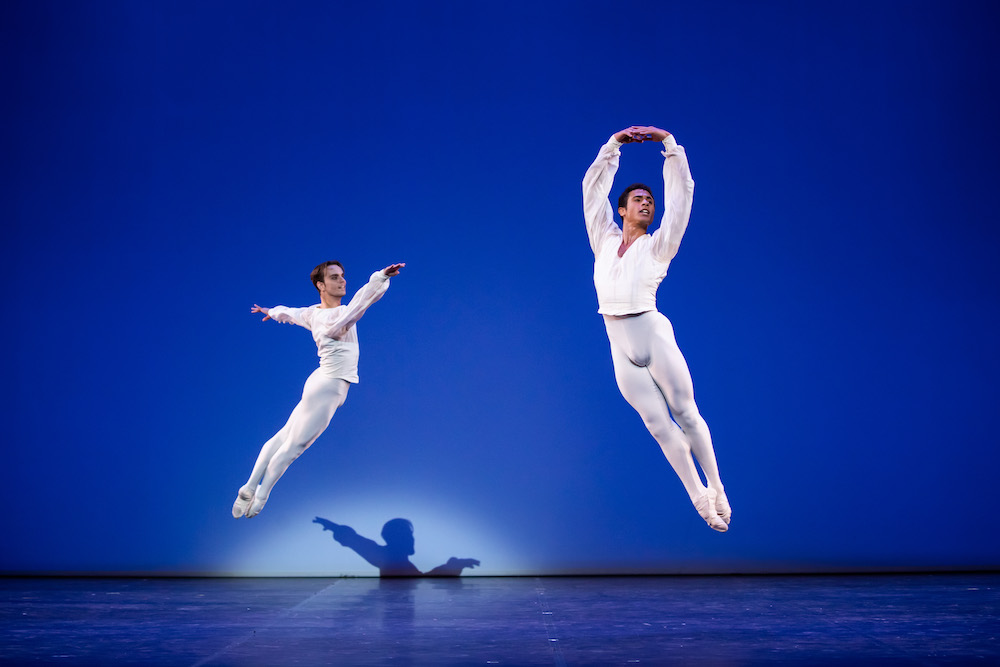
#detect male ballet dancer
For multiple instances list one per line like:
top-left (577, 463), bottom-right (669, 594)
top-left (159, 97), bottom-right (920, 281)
top-left (231, 260), bottom-right (404, 518)
top-left (583, 125), bottom-right (730, 532)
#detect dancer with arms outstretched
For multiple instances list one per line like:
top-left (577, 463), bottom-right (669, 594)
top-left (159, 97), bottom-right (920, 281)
top-left (231, 260), bottom-right (404, 518)
top-left (583, 125), bottom-right (730, 532)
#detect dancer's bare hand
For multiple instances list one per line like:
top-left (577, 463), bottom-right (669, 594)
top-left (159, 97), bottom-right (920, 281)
top-left (251, 304), bottom-right (271, 321)
top-left (382, 263), bottom-right (405, 277)
top-left (614, 126), bottom-right (671, 143)
top-left (614, 126), bottom-right (643, 143)
top-left (634, 125), bottom-right (670, 141)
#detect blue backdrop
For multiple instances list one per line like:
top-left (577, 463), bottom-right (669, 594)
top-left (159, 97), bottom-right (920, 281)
top-left (3, 0), bottom-right (999, 576)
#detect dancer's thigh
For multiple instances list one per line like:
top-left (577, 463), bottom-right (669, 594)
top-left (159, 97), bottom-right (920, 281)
top-left (285, 371), bottom-right (350, 444)
top-left (643, 314), bottom-right (697, 411)
top-left (268, 387), bottom-right (320, 444)
top-left (609, 341), bottom-right (676, 435)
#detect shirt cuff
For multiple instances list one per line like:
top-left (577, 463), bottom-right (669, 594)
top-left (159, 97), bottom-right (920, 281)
top-left (661, 134), bottom-right (678, 149)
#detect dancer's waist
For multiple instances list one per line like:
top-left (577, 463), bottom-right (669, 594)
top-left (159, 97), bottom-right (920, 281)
top-left (602, 311), bottom-right (652, 320)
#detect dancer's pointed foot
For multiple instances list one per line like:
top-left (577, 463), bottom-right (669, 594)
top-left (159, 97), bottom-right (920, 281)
top-left (714, 489), bottom-right (732, 525)
top-left (693, 488), bottom-right (728, 533)
top-left (232, 486), bottom-right (256, 519)
top-left (246, 493), bottom-right (268, 518)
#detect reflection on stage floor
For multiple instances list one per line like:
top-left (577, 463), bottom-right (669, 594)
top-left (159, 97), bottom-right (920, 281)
top-left (2, 573), bottom-right (998, 665)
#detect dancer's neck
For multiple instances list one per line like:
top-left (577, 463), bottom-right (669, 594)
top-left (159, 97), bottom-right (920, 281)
top-left (319, 294), bottom-right (343, 309)
top-left (620, 222), bottom-right (649, 254)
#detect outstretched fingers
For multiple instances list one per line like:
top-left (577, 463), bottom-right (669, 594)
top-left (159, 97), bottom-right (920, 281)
top-left (382, 262), bottom-right (405, 277)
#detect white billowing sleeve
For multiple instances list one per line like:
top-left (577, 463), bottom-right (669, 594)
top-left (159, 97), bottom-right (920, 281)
top-left (318, 270), bottom-right (390, 339)
top-left (649, 135), bottom-right (695, 263)
top-left (268, 306), bottom-right (316, 330)
top-left (582, 135), bottom-right (625, 255)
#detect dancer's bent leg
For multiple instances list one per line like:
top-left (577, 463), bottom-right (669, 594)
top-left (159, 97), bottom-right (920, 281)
top-left (232, 416), bottom-right (298, 517)
top-left (237, 371), bottom-right (349, 518)
top-left (609, 346), bottom-right (701, 492)
top-left (606, 315), bottom-right (727, 532)
top-left (246, 373), bottom-right (349, 517)
top-left (641, 313), bottom-right (730, 523)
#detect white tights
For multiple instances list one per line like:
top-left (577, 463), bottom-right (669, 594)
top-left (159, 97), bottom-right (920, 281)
top-left (233, 370), bottom-right (350, 518)
top-left (604, 311), bottom-right (728, 525)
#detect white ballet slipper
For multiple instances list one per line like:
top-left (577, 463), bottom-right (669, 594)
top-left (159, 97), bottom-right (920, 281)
top-left (245, 494), bottom-right (268, 518)
top-left (693, 488), bottom-right (728, 533)
top-left (714, 489), bottom-right (732, 525)
top-left (231, 487), bottom-right (255, 519)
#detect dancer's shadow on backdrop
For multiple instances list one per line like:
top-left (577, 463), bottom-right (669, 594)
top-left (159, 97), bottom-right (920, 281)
top-left (313, 517), bottom-right (480, 577)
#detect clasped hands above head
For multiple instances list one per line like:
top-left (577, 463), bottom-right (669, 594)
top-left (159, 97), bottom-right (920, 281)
top-left (614, 125), bottom-right (670, 144)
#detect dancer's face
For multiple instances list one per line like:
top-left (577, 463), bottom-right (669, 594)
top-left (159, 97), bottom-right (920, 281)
top-left (318, 264), bottom-right (347, 298)
top-left (618, 189), bottom-right (655, 226)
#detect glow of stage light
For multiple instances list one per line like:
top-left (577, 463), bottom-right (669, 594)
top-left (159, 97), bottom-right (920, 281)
top-left (223, 491), bottom-right (527, 577)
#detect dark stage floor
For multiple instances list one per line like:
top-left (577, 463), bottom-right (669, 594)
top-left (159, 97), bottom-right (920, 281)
top-left (1, 573), bottom-right (998, 665)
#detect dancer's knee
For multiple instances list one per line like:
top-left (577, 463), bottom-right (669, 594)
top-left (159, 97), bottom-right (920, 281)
top-left (642, 416), bottom-right (668, 441)
top-left (670, 400), bottom-right (703, 431)
top-left (290, 439), bottom-right (313, 457)
top-left (639, 415), bottom-right (687, 453)
top-left (275, 439), bottom-right (311, 464)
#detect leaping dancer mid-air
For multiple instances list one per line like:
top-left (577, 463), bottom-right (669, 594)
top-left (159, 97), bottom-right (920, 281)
top-left (231, 260), bottom-right (404, 519)
top-left (583, 125), bottom-right (730, 532)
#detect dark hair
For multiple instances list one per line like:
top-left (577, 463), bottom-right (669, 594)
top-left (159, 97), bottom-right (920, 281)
top-left (617, 183), bottom-right (655, 211)
top-left (310, 260), bottom-right (344, 292)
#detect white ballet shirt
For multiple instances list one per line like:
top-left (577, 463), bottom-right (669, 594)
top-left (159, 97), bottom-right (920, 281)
top-left (582, 134), bottom-right (695, 316)
top-left (267, 271), bottom-right (390, 383)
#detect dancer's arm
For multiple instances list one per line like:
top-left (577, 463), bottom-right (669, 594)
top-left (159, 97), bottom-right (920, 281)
top-left (260, 305), bottom-right (316, 330)
top-left (319, 264), bottom-right (404, 339)
top-left (644, 127), bottom-right (695, 263)
top-left (583, 130), bottom-right (636, 254)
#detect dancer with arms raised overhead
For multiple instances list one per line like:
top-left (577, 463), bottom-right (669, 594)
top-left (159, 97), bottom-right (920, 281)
top-left (583, 125), bottom-right (730, 532)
